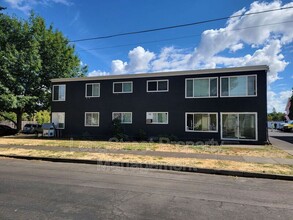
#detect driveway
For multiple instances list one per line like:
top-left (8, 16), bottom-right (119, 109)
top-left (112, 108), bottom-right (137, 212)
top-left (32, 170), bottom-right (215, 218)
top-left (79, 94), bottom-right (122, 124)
top-left (0, 158), bottom-right (292, 219)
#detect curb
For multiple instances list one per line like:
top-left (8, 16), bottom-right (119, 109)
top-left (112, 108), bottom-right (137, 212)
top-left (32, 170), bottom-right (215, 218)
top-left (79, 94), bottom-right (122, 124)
top-left (1, 154), bottom-right (292, 181)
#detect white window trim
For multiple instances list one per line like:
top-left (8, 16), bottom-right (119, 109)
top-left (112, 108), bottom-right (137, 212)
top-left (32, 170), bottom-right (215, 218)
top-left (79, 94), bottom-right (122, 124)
top-left (185, 112), bottom-right (218, 133)
top-left (52, 84), bottom-right (66, 101)
top-left (220, 75), bottom-right (257, 98)
top-left (185, 77), bottom-right (218, 99)
top-left (51, 112), bottom-right (65, 129)
top-left (85, 83), bottom-right (100, 98)
top-left (146, 79), bottom-right (169, 92)
top-left (220, 112), bottom-right (258, 141)
top-left (146, 112), bottom-right (169, 124)
top-left (112, 112), bottom-right (133, 124)
top-left (84, 112), bottom-right (100, 127)
top-left (113, 81), bottom-right (133, 94)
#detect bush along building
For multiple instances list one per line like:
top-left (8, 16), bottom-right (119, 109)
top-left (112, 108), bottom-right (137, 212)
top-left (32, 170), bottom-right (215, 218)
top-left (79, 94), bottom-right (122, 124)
top-left (51, 65), bottom-right (269, 144)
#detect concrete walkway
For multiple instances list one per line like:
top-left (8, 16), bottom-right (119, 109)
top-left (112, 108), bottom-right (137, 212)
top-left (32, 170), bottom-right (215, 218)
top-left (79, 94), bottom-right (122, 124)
top-left (1, 144), bottom-right (293, 166)
top-left (269, 130), bottom-right (293, 156)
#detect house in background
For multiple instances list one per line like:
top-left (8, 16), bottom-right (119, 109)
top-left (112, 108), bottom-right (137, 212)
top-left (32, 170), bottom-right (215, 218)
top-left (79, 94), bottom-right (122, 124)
top-left (51, 65), bottom-right (269, 144)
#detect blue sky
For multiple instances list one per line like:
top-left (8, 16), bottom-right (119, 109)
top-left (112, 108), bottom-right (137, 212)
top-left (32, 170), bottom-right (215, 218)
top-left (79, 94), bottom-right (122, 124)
top-left (2, 0), bottom-right (293, 112)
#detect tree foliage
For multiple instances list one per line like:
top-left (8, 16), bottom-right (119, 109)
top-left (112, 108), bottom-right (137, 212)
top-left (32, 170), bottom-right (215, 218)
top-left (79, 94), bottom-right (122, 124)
top-left (267, 110), bottom-right (285, 121)
top-left (0, 12), bottom-right (87, 130)
top-left (34, 110), bottom-right (50, 124)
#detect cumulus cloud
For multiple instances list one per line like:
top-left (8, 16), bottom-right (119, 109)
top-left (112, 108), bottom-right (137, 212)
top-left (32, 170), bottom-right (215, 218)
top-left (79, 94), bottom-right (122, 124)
top-left (229, 43), bottom-right (244, 52)
top-left (111, 46), bottom-right (155, 74)
top-left (89, 1), bottom-right (293, 111)
top-left (4, 0), bottom-right (72, 13)
top-left (267, 90), bottom-right (292, 112)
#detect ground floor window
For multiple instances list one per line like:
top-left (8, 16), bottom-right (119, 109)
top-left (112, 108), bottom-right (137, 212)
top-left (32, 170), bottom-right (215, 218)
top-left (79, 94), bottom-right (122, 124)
top-left (221, 113), bottom-right (257, 140)
top-left (146, 112), bottom-right (168, 124)
top-left (186, 113), bottom-right (217, 132)
top-left (112, 112), bottom-right (132, 124)
top-left (85, 112), bottom-right (100, 127)
top-left (52, 112), bottom-right (65, 129)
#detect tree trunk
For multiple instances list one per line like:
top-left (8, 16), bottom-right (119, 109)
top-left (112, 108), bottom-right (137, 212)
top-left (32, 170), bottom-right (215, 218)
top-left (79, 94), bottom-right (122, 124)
top-left (16, 111), bottom-right (23, 131)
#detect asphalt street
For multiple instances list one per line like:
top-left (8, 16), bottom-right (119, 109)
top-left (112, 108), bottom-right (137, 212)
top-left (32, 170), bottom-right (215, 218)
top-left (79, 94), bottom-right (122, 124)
top-left (0, 158), bottom-right (292, 220)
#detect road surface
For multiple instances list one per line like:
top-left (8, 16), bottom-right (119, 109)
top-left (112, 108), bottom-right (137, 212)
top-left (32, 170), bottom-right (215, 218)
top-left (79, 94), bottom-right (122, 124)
top-left (0, 158), bottom-right (292, 219)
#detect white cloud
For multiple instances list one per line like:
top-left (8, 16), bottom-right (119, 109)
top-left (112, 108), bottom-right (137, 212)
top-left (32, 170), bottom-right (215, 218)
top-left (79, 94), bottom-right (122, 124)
top-left (103, 1), bottom-right (292, 84)
top-left (208, 39), bottom-right (288, 84)
top-left (151, 47), bottom-right (192, 72)
top-left (111, 46), bottom-right (155, 74)
top-left (267, 90), bottom-right (292, 112)
top-left (229, 43), bottom-right (244, 52)
top-left (88, 70), bottom-right (109, 77)
top-left (88, 1), bottom-right (293, 112)
top-left (4, 0), bottom-right (72, 13)
top-left (111, 60), bottom-right (127, 75)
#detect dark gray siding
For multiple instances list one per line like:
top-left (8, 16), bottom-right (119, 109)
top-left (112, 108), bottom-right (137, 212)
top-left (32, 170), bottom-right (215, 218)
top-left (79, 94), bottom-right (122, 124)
top-left (51, 70), bottom-right (267, 144)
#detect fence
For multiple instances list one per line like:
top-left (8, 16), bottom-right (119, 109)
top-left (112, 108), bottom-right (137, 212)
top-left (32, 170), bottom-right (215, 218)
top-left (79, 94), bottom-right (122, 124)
top-left (0, 120), bottom-right (37, 130)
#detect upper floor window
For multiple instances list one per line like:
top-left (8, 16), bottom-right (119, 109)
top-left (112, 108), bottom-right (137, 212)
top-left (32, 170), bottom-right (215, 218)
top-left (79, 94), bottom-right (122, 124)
top-left (221, 75), bottom-right (257, 97)
top-left (186, 77), bottom-right (217, 98)
top-left (112, 112), bottom-right (132, 124)
top-left (86, 83), bottom-right (100, 98)
top-left (147, 80), bottom-right (169, 92)
top-left (52, 112), bottom-right (65, 129)
top-left (52, 85), bottom-right (66, 101)
top-left (113, 81), bottom-right (133, 93)
top-left (146, 112), bottom-right (168, 124)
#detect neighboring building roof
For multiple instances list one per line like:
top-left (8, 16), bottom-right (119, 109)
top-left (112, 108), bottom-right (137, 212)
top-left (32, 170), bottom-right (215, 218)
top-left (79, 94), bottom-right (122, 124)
top-left (51, 65), bottom-right (269, 83)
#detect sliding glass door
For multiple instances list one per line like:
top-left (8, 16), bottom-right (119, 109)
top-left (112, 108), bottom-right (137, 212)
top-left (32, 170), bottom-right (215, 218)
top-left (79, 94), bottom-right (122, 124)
top-left (221, 113), bottom-right (257, 140)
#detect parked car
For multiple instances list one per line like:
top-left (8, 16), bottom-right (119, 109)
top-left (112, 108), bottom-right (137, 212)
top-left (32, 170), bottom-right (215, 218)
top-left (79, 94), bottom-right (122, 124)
top-left (282, 120), bottom-right (293, 132)
top-left (0, 125), bottom-right (18, 136)
top-left (22, 124), bottom-right (43, 134)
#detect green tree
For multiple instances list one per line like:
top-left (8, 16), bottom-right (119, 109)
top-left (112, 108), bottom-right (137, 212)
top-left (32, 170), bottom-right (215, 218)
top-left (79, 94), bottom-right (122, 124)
top-left (267, 110), bottom-right (285, 121)
top-left (35, 110), bottom-right (50, 124)
top-left (0, 112), bottom-right (17, 126)
top-left (0, 12), bottom-right (87, 130)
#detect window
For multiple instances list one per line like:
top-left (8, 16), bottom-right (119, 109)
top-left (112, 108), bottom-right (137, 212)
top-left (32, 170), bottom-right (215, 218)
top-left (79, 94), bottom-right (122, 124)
top-left (52, 112), bottom-right (65, 129)
top-left (147, 80), bottom-right (168, 92)
top-left (146, 112), bottom-right (168, 124)
top-left (52, 85), bottom-right (66, 101)
top-left (86, 83), bottom-right (100, 97)
top-left (112, 112), bottom-right (132, 124)
top-left (113, 82), bottom-right (133, 93)
top-left (186, 113), bottom-right (217, 132)
top-left (221, 113), bottom-right (257, 140)
top-left (221, 75), bottom-right (257, 97)
top-left (85, 112), bottom-right (100, 127)
top-left (186, 77), bottom-right (217, 98)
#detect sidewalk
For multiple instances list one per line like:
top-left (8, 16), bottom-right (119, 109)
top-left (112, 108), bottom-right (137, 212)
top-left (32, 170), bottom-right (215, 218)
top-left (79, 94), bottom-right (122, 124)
top-left (269, 130), bottom-right (293, 156)
top-left (1, 144), bottom-right (293, 165)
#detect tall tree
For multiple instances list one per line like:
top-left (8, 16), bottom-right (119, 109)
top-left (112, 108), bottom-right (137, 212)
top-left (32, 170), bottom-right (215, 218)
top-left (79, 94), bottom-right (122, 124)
top-left (0, 12), bottom-right (87, 130)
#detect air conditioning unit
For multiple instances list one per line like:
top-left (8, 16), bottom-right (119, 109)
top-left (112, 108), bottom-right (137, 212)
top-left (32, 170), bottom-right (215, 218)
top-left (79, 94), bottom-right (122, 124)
top-left (146, 119), bottom-right (153, 124)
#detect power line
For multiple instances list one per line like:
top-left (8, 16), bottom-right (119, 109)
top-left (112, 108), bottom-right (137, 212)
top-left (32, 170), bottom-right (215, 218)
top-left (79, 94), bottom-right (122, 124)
top-left (70, 6), bottom-right (293, 43)
top-left (76, 20), bottom-right (293, 52)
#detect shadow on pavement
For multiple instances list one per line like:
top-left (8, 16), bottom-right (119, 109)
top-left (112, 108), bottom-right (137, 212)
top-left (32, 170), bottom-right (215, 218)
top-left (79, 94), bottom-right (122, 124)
top-left (270, 136), bottom-right (293, 144)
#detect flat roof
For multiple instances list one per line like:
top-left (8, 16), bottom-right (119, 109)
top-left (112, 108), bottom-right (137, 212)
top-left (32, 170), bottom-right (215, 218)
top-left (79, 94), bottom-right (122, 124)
top-left (51, 65), bottom-right (269, 83)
